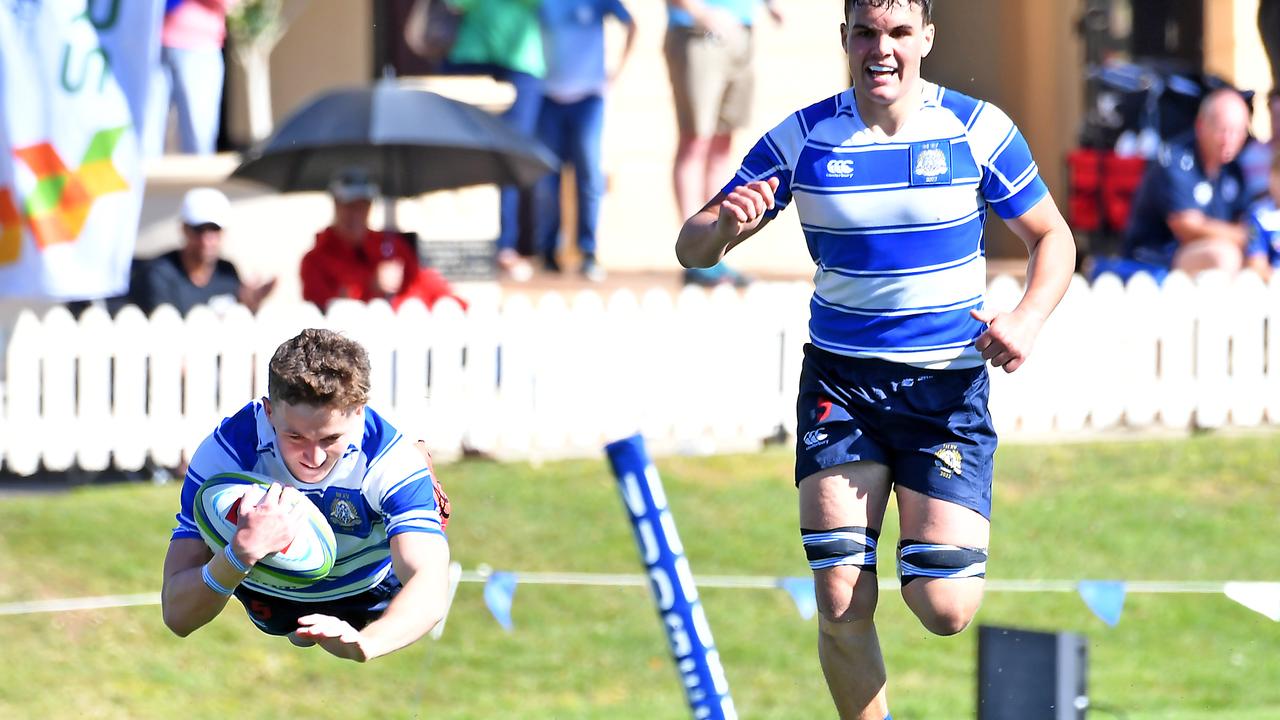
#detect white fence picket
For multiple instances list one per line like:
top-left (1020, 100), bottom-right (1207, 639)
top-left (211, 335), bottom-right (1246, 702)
top-left (218, 305), bottom-right (256, 418)
top-left (5, 311), bottom-right (42, 475)
top-left (460, 299), bottom-right (500, 455)
top-left (1086, 273), bottom-right (1126, 430)
top-left (600, 288), bottom-right (643, 444)
top-left (75, 306), bottom-right (114, 472)
top-left (984, 275), bottom-right (1025, 434)
top-left (495, 294), bottom-right (536, 458)
top-left (530, 293), bottom-right (573, 457)
top-left (705, 283), bottom-right (749, 449)
top-left (672, 286), bottom-right (714, 451)
top-left (637, 288), bottom-right (677, 449)
top-left (111, 306), bottom-right (150, 472)
top-left (1121, 273), bottom-right (1162, 427)
top-left (1050, 276), bottom-right (1091, 433)
top-left (425, 298), bottom-right (467, 458)
top-left (369, 300), bottom-right (400, 414)
top-left (1157, 272), bottom-right (1196, 429)
top-left (391, 299), bottom-right (431, 449)
top-left (182, 306), bottom-right (222, 460)
top-left (778, 281), bottom-right (810, 439)
top-left (565, 290), bottom-right (609, 454)
top-left (1266, 277), bottom-right (1280, 423)
top-left (39, 307), bottom-right (78, 472)
top-left (148, 306), bottom-right (185, 470)
top-left (1227, 272), bottom-right (1267, 427)
top-left (1193, 271), bottom-right (1232, 429)
top-left (740, 283), bottom-right (788, 444)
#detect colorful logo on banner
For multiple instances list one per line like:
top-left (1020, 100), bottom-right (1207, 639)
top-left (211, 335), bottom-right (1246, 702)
top-left (1, 127), bottom-right (129, 262)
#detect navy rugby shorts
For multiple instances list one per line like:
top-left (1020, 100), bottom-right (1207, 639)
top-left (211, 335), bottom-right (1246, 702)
top-left (233, 573), bottom-right (403, 636)
top-left (794, 343), bottom-right (998, 518)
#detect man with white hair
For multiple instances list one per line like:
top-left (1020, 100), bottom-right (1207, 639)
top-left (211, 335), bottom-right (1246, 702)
top-left (1123, 88), bottom-right (1255, 275)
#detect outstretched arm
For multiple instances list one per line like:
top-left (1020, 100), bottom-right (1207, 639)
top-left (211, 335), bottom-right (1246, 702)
top-left (675, 177), bottom-right (780, 268)
top-left (971, 194), bottom-right (1076, 373)
top-left (161, 539), bottom-right (225, 636)
top-left (295, 532), bottom-right (450, 662)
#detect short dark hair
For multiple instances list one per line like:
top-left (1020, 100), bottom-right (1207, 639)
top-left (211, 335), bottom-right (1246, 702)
top-left (268, 328), bottom-right (371, 411)
top-left (844, 0), bottom-right (932, 24)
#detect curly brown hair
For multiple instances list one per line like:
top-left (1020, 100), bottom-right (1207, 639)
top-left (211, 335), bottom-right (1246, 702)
top-left (844, 0), bottom-right (932, 24)
top-left (267, 328), bottom-right (371, 411)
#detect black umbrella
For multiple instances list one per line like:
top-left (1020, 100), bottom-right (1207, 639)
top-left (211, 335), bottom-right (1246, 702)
top-left (229, 80), bottom-right (555, 196)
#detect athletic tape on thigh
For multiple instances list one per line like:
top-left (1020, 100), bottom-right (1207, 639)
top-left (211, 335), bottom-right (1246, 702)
top-left (896, 539), bottom-right (987, 585)
top-left (800, 526), bottom-right (879, 572)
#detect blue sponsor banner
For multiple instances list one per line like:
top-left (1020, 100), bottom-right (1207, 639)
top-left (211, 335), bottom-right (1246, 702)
top-left (605, 434), bottom-right (736, 720)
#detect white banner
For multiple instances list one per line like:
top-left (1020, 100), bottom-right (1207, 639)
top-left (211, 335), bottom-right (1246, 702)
top-left (1224, 581), bottom-right (1280, 622)
top-left (0, 0), bottom-right (164, 301)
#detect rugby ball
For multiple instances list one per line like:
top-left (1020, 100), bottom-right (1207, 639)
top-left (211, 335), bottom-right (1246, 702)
top-left (193, 471), bottom-right (337, 590)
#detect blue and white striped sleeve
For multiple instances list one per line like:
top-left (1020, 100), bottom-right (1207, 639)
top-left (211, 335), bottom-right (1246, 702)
top-left (173, 403), bottom-right (259, 541)
top-left (721, 111), bottom-right (807, 219)
top-left (969, 102), bottom-right (1048, 219)
top-left (367, 443), bottom-right (445, 539)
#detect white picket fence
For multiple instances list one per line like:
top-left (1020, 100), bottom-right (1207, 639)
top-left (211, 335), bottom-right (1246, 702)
top-left (1, 270), bottom-right (1278, 476)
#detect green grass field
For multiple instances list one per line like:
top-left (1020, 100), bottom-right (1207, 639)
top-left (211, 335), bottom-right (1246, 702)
top-left (2, 433), bottom-right (1279, 719)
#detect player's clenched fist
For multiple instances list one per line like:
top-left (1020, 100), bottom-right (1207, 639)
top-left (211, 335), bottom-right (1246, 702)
top-left (717, 177), bottom-right (781, 236)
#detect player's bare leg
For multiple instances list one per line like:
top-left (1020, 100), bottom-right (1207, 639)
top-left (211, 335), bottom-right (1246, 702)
top-left (895, 486), bottom-right (990, 636)
top-left (674, 135), bottom-right (713, 219)
top-left (800, 461), bottom-right (893, 720)
top-left (704, 132), bottom-right (735, 205)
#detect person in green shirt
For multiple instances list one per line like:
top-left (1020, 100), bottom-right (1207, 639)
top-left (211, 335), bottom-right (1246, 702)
top-left (443, 0), bottom-right (545, 282)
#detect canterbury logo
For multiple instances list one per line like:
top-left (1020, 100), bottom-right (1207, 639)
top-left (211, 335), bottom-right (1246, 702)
top-left (1, 126), bottom-right (129, 265)
top-left (825, 158), bottom-right (854, 177)
top-left (803, 429), bottom-right (828, 448)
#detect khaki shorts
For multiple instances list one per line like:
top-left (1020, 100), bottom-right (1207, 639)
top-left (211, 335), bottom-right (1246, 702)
top-left (663, 24), bottom-right (755, 138)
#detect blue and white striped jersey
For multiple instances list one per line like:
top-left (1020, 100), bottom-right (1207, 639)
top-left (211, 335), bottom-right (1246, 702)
top-left (726, 83), bottom-right (1047, 368)
top-left (172, 401), bottom-right (446, 602)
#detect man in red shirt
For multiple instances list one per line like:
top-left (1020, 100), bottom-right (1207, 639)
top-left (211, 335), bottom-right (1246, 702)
top-left (301, 168), bottom-right (466, 311)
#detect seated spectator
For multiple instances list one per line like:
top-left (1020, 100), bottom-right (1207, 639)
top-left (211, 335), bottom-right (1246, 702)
top-left (301, 168), bottom-right (467, 311)
top-left (128, 187), bottom-right (275, 315)
top-left (1122, 89), bottom-right (1254, 276)
top-left (1245, 152), bottom-right (1280, 280)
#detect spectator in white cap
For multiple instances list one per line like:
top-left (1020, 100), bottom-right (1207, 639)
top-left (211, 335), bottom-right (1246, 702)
top-left (126, 187), bottom-right (276, 315)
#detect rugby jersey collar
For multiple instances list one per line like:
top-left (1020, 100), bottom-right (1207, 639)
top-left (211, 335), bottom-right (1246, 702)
top-left (843, 81), bottom-right (944, 141)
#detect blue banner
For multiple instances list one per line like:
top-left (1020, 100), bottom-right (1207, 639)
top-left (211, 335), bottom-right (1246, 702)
top-left (778, 577), bottom-right (817, 621)
top-left (605, 435), bottom-right (737, 720)
top-left (484, 571), bottom-right (517, 631)
top-left (1077, 580), bottom-right (1126, 627)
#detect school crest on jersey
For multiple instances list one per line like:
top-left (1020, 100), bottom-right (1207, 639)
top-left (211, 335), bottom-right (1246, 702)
top-left (910, 141), bottom-right (952, 186)
top-left (933, 443), bottom-right (963, 479)
top-left (321, 488), bottom-right (372, 536)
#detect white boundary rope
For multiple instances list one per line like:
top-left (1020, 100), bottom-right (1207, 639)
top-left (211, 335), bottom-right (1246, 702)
top-left (0, 572), bottom-right (1252, 617)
